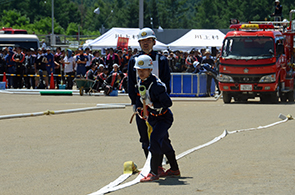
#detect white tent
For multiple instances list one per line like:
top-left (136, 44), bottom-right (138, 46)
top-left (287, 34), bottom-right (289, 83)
top-left (83, 27), bottom-right (168, 50)
top-left (168, 29), bottom-right (226, 51)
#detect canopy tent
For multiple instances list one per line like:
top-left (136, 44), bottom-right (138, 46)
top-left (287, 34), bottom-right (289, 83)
top-left (168, 29), bottom-right (226, 51)
top-left (83, 27), bottom-right (168, 50)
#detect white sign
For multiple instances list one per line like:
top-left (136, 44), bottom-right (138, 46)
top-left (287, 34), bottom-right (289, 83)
top-left (240, 84), bottom-right (252, 91)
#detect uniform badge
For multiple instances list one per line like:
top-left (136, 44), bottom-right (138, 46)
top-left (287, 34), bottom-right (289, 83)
top-left (138, 60), bottom-right (144, 66)
top-left (141, 32), bottom-right (147, 37)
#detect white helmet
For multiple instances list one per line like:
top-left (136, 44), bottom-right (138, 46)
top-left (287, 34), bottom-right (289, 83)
top-left (134, 55), bottom-right (153, 69)
top-left (193, 61), bottom-right (200, 68)
top-left (138, 28), bottom-right (157, 41)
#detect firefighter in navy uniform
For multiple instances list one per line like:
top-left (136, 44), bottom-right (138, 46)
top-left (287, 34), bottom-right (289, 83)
top-left (46, 47), bottom-right (54, 84)
top-left (0, 48), bottom-right (6, 81)
top-left (24, 48), bottom-right (36, 89)
top-left (35, 48), bottom-right (48, 88)
top-left (12, 47), bottom-right (25, 88)
top-left (85, 63), bottom-right (97, 81)
top-left (132, 55), bottom-right (180, 182)
top-left (91, 51), bottom-right (105, 67)
top-left (128, 27), bottom-right (171, 175)
top-left (201, 51), bottom-right (220, 96)
top-left (76, 48), bottom-right (88, 77)
top-left (5, 47), bottom-right (16, 88)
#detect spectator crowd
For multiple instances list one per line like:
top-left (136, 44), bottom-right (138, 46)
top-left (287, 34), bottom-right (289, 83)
top-left (0, 46), bottom-right (221, 95)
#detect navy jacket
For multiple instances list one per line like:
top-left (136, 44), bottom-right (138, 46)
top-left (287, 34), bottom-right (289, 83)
top-left (202, 64), bottom-right (218, 76)
top-left (128, 50), bottom-right (171, 105)
top-left (46, 53), bottom-right (54, 70)
top-left (137, 74), bottom-right (172, 115)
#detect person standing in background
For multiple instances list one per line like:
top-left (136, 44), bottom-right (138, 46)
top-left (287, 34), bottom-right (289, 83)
top-left (63, 49), bottom-right (75, 89)
top-left (24, 48), bottom-right (36, 89)
top-left (12, 47), bottom-right (25, 88)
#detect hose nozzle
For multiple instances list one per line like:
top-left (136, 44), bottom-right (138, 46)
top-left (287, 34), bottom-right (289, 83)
top-left (139, 85), bottom-right (147, 99)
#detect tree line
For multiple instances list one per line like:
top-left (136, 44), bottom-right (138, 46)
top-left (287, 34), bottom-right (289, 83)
top-left (0, 0), bottom-right (294, 36)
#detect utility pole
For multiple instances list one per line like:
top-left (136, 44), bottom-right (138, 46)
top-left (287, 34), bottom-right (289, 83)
top-left (51, 0), bottom-right (55, 46)
top-left (139, 0), bottom-right (144, 29)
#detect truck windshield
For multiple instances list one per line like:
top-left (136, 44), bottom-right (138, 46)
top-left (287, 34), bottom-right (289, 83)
top-left (13, 31), bottom-right (28, 34)
top-left (222, 37), bottom-right (274, 60)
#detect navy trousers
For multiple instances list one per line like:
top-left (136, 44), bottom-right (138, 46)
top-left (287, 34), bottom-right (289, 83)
top-left (148, 109), bottom-right (175, 155)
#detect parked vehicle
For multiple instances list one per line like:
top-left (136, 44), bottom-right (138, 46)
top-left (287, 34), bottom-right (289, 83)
top-left (0, 27), bottom-right (27, 34)
top-left (0, 34), bottom-right (39, 50)
top-left (218, 11), bottom-right (295, 103)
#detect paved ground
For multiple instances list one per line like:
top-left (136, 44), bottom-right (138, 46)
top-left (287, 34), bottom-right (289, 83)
top-left (0, 92), bottom-right (295, 195)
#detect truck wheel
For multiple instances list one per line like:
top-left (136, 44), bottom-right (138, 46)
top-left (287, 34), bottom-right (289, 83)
top-left (287, 91), bottom-right (294, 102)
top-left (223, 92), bottom-right (231, 104)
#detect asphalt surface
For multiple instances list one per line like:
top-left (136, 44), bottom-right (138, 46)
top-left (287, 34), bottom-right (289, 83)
top-left (0, 92), bottom-right (294, 195)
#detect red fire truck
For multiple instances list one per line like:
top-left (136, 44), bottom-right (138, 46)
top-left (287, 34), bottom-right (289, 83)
top-left (218, 11), bottom-right (295, 104)
top-left (0, 27), bottom-right (27, 34)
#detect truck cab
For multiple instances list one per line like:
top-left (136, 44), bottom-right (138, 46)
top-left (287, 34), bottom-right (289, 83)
top-left (0, 27), bottom-right (28, 34)
top-left (218, 19), bottom-right (295, 104)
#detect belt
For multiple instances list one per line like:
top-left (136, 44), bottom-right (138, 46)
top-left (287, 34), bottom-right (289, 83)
top-left (150, 109), bottom-right (168, 117)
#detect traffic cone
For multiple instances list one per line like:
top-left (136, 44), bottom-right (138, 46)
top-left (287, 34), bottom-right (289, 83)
top-left (50, 72), bottom-right (55, 89)
top-left (2, 72), bottom-right (7, 88)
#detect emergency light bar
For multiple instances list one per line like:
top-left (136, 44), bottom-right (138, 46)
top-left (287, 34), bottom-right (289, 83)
top-left (230, 23), bottom-right (274, 30)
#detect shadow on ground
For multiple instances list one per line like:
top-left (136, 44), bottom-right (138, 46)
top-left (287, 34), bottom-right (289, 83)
top-left (156, 176), bottom-right (193, 186)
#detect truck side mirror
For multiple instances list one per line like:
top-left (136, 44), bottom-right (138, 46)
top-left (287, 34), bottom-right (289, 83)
top-left (276, 44), bottom-right (284, 56)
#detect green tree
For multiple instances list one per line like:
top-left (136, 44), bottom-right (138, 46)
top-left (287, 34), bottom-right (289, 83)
top-left (32, 17), bottom-right (64, 34)
top-left (157, 0), bottom-right (189, 28)
top-left (125, 0), bottom-right (140, 28)
top-left (66, 22), bottom-right (79, 35)
top-left (110, 0), bottom-right (129, 28)
top-left (85, 0), bottom-right (113, 31)
top-left (145, 0), bottom-right (159, 28)
top-left (67, 2), bottom-right (81, 25)
top-left (1, 10), bottom-right (30, 28)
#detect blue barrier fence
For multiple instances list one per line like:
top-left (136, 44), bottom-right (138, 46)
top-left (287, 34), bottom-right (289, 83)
top-left (1, 72), bottom-right (216, 97)
top-left (170, 73), bottom-right (215, 97)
